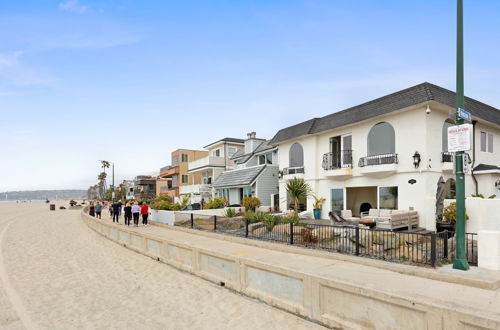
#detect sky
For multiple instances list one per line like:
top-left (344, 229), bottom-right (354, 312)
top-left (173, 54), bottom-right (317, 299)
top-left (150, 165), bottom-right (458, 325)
top-left (0, 0), bottom-right (499, 191)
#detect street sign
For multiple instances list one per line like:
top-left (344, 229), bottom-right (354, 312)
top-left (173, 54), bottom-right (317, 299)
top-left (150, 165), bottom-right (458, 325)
top-left (448, 124), bottom-right (473, 152)
top-left (457, 108), bottom-right (472, 122)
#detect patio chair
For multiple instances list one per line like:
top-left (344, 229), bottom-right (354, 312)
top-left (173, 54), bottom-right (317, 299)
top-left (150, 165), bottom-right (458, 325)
top-left (340, 210), bottom-right (360, 224)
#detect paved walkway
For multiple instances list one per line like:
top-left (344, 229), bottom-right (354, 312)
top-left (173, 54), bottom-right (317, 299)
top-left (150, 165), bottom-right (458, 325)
top-left (95, 211), bottom-right (500, 325)
top-left (0, 202), bottom-right (326, 329)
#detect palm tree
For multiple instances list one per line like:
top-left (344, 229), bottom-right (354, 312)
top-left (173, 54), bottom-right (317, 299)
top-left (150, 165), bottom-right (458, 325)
top-left (285, 177), bottom-right (311, 212)
top-left (100, 160), bottom-right (110, 192)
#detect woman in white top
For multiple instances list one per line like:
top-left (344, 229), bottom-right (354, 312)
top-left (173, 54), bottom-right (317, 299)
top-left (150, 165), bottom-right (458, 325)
top-left (131, 202), bottom-right (141, 227)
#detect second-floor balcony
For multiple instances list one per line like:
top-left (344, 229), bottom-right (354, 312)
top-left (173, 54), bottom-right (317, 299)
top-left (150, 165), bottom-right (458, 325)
top-left (322, 150), bottom-right (353, 178)
top-left (441, 152), bottom-right (454, 172)
top-left (160, 165), bottom-right (179, 177)
top-left (179, 184), bottom-right (212, 196)
top-left (358, 153), bottom-right (398, 175)
top-left (322, 150), bottom-right (353, 170)
top-left (188, 156), bottom-right (226, 173)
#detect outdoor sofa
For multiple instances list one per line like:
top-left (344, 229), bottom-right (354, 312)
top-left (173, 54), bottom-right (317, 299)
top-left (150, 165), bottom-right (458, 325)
top-left (361, 209), bottom-right (419, 230)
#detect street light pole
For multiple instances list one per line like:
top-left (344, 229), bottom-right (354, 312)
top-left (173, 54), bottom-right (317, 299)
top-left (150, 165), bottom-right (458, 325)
top-left (112, 162), bottom-right (115, 202)
top-left (453, 0), bottom-right (469, 271)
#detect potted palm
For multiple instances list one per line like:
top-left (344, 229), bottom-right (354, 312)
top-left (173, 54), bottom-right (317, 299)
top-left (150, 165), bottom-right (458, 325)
top-left (312, 196), bottom-right (326, 220)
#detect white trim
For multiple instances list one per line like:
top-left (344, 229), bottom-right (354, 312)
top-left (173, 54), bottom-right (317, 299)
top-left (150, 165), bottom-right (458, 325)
top-left (474, 170), bottom-right (500, 174)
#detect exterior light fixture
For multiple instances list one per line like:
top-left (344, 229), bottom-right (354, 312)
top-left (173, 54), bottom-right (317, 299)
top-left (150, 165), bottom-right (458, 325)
top-left (412, 151), bottom-right (421, 169)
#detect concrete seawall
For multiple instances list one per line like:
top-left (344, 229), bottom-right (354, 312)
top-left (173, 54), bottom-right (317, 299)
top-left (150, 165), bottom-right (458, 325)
top-left (81, 211), bottom-right (500, 329)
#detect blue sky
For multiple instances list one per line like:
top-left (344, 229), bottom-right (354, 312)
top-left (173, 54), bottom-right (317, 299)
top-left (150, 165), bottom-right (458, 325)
top-left (0, 0), bottom-right (499, 191)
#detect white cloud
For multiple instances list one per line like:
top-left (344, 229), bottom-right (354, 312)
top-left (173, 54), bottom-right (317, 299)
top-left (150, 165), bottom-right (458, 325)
top-left (59, 0), bottom-right (88, 14)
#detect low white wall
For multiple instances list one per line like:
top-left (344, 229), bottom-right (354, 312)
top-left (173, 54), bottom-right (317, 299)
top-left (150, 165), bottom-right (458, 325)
top-left (465, 197), bottom-right (500, 233)
top-left (150, 210), bottom-right (176, 226)
top-left (81, 211), bottom-right (500, 329)
top-left (478, 230), bottom-right (500, 271)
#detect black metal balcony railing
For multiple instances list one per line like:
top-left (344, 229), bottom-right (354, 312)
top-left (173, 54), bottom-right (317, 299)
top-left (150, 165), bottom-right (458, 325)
top-left (283, 167), bottom-right (305, 175)
top-left (322, 150), bottom-right (353, 170)
top-left (358, 153), bottom-right (398, 167)
top-left (441, 152), bottom-right (454, 163)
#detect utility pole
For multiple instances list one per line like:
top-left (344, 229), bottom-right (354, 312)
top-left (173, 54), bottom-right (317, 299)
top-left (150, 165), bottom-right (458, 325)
top-left (453, 0), bottom-right (469, 271)
top-left (112, 162), bottom-right (116, 202)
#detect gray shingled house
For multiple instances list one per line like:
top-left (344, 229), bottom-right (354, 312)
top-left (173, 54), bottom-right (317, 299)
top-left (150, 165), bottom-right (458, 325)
top-left (212, 132), bottom-right (279, 206)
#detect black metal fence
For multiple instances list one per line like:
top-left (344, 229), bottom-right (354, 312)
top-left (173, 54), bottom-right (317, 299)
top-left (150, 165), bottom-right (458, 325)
top-left (175, 215), bottom-right (478, 267)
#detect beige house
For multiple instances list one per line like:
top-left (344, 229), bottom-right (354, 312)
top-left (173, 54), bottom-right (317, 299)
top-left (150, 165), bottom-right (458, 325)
top-left (159, 149), bottom-right (208, 198)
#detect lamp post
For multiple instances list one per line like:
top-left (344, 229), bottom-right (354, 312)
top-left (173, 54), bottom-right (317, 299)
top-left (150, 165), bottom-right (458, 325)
top-left (453, 0), bottom-right (469, 271)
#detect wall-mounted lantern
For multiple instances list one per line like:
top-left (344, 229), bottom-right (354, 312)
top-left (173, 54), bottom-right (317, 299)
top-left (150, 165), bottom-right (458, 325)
top-left (413, 151), bottom-right (421, 169)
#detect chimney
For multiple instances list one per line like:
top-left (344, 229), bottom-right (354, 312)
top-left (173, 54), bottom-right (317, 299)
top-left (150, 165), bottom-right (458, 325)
top-left (245, 132), bottom-right (259, 154)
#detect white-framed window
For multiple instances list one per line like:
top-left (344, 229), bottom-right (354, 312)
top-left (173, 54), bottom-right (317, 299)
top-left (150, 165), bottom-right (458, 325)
top-left (181, 175), bottom-right (189, 184)
top-left (228, 147), bottom-right (237, 157)
top-left (258, 153), bottom-right (272, 165)
top-left (480, 131), bottom-right (494, 153)
top-left (181, 154), bottom-right (189, 162)
top-left (379, 186), bottom-right (398, 210)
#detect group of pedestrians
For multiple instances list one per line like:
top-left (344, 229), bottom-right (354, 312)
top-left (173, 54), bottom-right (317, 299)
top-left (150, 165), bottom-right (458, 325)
top-left (89, 199), bottom-right (150, 227)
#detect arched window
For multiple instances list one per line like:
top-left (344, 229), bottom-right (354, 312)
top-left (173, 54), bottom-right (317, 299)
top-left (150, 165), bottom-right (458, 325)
top-left (289, 143), bottom-right (304, 167)
top-left (442, 119), bottom-right (454, 152)
top-left (367, 122), bottom-right (395, 156)
top-left (444, 178), bottom-right (456, 199)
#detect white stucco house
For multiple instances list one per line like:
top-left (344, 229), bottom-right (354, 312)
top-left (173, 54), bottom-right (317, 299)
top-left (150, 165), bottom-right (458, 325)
top-left (212, 132), bottom-right (279, 207)
top-left (180, 137), bottom-right (245, 203)
top-left (269, 83), bottom-right (500, 230)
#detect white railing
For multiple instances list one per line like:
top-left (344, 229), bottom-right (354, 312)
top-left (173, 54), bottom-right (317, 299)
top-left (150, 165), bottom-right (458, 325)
top-left (188, 156), bottom-right (226, 171)
top-left (179, 184), bottom-right (212, 195)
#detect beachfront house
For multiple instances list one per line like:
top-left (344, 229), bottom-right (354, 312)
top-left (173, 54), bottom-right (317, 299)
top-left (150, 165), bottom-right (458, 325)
top-left (212, 132), bottom-right (279, 207)
top-left (158, 149), bottom-right (208, 198)
top-left (181, 137), bottom-right (245, 203)
top-left (269, 83), bottom-right (500, 230)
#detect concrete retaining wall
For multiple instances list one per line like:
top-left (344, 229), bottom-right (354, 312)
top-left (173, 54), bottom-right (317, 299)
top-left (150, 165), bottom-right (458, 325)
top-left (81, 211), bottom-right (500, 329)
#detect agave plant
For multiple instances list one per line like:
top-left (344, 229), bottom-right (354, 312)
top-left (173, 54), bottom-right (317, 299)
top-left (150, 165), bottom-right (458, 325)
top-left (285, 177), bottom-right (311, 212)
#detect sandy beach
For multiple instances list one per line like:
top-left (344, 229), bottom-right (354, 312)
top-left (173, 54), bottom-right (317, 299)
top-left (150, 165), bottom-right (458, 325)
top-left (0, 202), bottom-right (324, 329)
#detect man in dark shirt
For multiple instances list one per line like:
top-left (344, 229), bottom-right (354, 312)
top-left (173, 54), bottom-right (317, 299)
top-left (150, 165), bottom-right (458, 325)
top-left (112, 202), bottom-right (121, 223)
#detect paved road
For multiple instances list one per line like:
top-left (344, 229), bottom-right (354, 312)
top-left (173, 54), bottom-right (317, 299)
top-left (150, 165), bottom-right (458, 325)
top-left (0, 202), bottom-right (324, 329)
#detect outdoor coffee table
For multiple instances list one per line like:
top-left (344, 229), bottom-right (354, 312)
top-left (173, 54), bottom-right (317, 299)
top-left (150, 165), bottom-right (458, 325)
top-left (359, 219), bottom-right (376, 229)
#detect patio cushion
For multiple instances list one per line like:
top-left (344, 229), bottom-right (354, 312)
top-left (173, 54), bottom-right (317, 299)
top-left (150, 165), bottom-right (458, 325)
top-left (341, 210), bottom-right (353, 219)
top-left (368, 209), bottom-right (380, 216)
top-left (379, 209), bottom-right (391, 217)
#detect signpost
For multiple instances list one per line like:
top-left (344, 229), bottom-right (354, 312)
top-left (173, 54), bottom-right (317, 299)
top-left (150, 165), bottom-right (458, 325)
top-left (453, 0), bottom-right (469, 271)
top-left (457, 108), bottom-right (472, 122)
top-left (447, 124), bottom-right (472, 152)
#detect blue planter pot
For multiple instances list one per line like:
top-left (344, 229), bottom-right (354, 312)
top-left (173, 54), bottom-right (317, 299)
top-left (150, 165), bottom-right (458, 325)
top-left (313, 209), bottom-right (321, 220)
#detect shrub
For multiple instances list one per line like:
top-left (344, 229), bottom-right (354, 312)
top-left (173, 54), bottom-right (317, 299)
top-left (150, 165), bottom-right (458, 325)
top-left (443, 202), bottom-right (469, 223)
top-left (223, 208), bottom-right (236, 218)
top-left (204, 197), bottom-right (227, 209)
top-left (242, 196), bottom-right (261, 212)
top-left (281, 212), bottom-right (301, 224)
top-left (151, 200), bottom-right (172, 210)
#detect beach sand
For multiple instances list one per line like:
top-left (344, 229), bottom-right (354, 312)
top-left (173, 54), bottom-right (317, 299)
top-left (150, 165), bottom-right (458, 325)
top-left (0, 202), bottom-right (325, 329)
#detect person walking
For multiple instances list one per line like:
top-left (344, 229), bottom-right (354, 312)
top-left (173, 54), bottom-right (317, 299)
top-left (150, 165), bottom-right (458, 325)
top-left (140, 202), bottom-right (149, 226)
top-left (108, 203), bottom-right (113, 218)
top-left (95, 201), bottom-right (102, 219)
top-left (89, 202), bottom-right (95, 217)
top-left (112, 201), bottom-right (121, 223)
top-left (124, 203), bottom-right (132, 226)
top-left (132, 202), bottom-right (140, 227)
top-left (117, 200), bottom-right (123, 217)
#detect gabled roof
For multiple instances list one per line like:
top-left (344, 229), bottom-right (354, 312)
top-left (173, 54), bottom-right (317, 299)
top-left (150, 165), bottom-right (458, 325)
top-left (253, 140), bottom-right (277, 154)
top-left (204, 137), bottom-right (245, 149)
top-left (269, 82), bottom-right (500, 145)
top-left (230, 140), bottom-right (275, 164)
top-left (473, 164), bottom-right (500, 172)
top-left (212, 165), bottom-right (266, 188)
